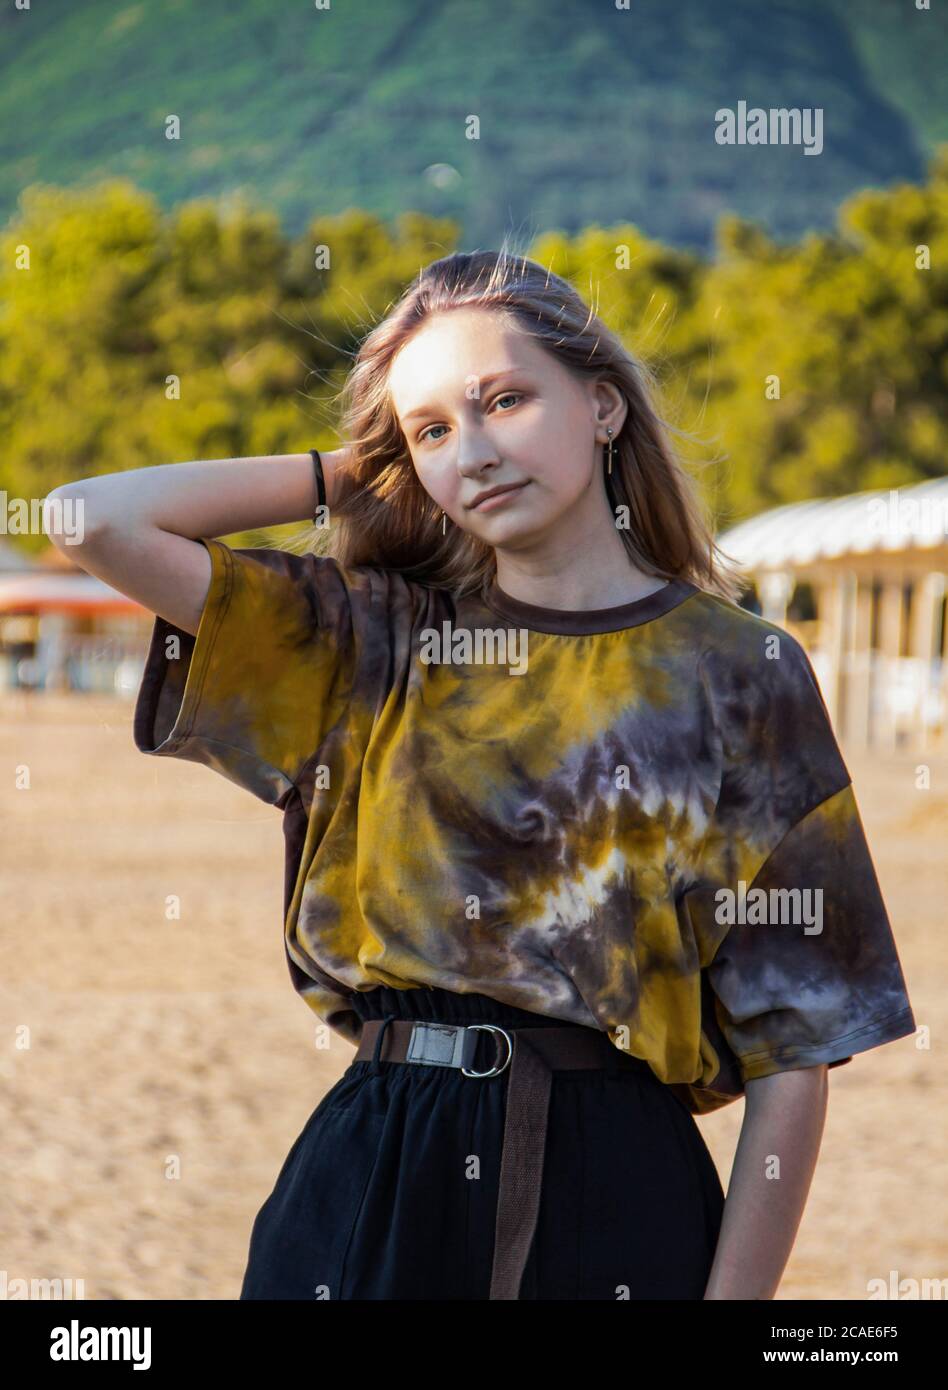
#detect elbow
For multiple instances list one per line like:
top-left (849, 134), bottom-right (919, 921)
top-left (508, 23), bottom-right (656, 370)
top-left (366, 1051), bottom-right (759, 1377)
top-left (744, 1062), bottom-right (829, 1112)
top-left (43, 484), bottom-right (108, 552)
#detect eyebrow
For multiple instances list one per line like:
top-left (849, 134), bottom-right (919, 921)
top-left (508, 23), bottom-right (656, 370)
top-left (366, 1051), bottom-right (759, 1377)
top-left (399, 370), bottom-right (528, 424)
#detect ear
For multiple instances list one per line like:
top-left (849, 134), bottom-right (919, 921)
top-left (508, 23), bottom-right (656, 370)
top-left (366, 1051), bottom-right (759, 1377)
top-left (590, 379), bottom-right (628, 439)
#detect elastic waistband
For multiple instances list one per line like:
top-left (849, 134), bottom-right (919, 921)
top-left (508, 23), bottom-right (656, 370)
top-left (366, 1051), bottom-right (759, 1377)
top-left (351, 984), bottom-right (594, 1031)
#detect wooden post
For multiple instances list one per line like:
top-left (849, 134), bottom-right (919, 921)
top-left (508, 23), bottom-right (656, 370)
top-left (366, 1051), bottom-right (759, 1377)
top-left (758, 570), bottom-right (793, 625)
top-left (878, 575), bottom-right (904, 752)
top-left (820, 572), bottom-right (850, 738)
top-left (849, 574), bottom-right (873, 751)
top-left (911, 571), bottom-right (946, 753)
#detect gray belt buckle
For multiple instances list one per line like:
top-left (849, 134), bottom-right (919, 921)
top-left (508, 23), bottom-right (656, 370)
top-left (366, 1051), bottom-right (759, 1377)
top-left (405, 1022), bottom-right (512, 1077)
top-left (405, 1021), bottom-right (469, 1069)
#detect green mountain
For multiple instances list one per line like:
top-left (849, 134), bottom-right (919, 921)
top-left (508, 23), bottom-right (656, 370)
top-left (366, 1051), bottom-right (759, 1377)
top-left (1, 0), bottom-right (944, 250)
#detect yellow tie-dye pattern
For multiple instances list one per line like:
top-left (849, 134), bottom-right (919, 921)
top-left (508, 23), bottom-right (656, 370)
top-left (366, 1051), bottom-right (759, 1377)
top-left (133, 541), bottom-right (916, 1111)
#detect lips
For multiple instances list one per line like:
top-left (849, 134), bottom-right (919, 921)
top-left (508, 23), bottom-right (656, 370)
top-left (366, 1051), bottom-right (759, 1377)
top-left (469, 482), bottom-right (529, 510)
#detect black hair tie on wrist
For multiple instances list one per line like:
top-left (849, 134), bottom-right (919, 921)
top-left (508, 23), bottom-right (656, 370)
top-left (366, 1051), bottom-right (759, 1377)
top-left (309, 448), bottom-right (326, 522)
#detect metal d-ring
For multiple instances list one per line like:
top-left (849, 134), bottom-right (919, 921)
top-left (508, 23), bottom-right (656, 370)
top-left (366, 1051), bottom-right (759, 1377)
top-left (461, 1023), bottom-right (513, 1078)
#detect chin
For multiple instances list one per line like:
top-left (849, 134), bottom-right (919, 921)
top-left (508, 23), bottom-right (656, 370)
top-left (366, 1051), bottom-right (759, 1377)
top-left (472, 516), bottom-right (548, 548)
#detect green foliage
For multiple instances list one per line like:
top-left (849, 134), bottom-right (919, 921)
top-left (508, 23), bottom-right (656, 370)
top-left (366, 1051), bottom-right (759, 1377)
top-left (528, 150), bottom-right (948, 527)
top-left (1, 149), bottom-right (946, 555)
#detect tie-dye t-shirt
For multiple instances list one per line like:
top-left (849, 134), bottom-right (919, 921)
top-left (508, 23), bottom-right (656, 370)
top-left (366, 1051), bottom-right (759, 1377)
top-left (133, 537), bottom-right (917, 1113)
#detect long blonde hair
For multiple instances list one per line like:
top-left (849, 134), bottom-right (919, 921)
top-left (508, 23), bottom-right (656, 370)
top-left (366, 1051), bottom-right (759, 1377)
top-left (307, 247), bottom-right (743, 603)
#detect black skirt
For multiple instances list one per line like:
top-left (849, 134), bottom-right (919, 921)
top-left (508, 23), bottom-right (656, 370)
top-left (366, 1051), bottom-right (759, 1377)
top-left (239, 985), bottom-right (726, 1300)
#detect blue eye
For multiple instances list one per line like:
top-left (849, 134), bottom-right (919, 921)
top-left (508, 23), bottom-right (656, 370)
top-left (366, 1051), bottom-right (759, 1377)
top-left (418, 391), bottom-right (523, 445)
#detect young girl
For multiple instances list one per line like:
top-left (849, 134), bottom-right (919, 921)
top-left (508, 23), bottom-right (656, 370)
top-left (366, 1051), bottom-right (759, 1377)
top-left (52, 249), bottom-right (915, 1301)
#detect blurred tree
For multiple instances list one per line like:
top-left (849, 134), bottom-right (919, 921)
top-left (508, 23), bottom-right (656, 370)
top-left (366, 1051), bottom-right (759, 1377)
top-left (1, 150), bottom-right (945, 557)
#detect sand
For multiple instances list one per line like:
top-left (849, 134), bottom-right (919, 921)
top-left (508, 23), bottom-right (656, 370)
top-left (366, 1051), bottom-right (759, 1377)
top-left (2, 691), bottom-right (943, 1300)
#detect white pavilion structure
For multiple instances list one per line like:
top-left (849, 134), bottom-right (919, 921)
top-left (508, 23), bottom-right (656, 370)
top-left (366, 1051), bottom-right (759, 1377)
top-left (717, 476), bottom-right (948, 752)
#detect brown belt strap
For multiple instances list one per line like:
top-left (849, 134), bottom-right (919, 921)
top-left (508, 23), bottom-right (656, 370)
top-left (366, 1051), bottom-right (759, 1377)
top-left (355, 1018), bottom-right (615, 1299)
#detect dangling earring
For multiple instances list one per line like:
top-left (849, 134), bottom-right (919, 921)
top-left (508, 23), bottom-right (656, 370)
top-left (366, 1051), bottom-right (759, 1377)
top-left (442, 510), bottom-right (447, 535)
top-left (605, 426), bottom-right (616, 476)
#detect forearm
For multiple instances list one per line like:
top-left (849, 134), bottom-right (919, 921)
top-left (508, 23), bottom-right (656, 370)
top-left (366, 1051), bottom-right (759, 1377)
top-left (703, 1063), bottom-right (828, 1300)
top-left (45, 448), bottom-right (348, 543)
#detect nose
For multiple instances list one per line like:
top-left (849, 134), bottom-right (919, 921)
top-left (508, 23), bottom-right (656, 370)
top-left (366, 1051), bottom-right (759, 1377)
top-left (455, 430), bottom-right (501, 479)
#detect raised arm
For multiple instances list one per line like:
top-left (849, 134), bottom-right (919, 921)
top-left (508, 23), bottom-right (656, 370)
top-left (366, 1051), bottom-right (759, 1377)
top-left (43, 449), bottom-right (349, 637)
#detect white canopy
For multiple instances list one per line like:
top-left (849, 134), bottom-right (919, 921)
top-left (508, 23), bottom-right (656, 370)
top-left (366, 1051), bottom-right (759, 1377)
top-left (717, 476), bottom-right (948, 571)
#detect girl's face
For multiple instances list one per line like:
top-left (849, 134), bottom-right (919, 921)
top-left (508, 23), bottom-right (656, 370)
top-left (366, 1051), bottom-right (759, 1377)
top-left (387, 307), bottom-right (626, 554)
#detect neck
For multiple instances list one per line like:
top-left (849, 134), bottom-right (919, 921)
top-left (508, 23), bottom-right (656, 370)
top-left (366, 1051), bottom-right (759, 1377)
top-left (492, 551), bottom-right (667, 612)
top-left (489, 471), bottom-right (668, 610)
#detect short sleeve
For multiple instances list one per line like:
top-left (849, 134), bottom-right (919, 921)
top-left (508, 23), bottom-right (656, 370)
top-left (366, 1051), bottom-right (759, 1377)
top-left (704, 781), bottom-right (916, 1080)
top-left (684, 624), bottom-right (916, 1085)
top-left (133, 538), bottom-right (361, 805)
